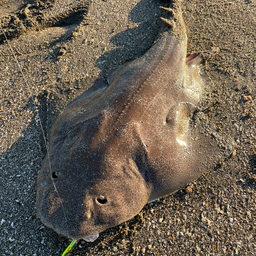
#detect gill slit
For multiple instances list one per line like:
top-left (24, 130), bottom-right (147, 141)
top-left (0, 25), bottom-right (70, 237)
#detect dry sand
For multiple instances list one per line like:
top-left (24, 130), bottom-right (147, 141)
top-left (0, 0), bottom-right (255, 255)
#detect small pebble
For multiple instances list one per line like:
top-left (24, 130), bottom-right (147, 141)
top-left (243, 95), bottom-right (252, 101)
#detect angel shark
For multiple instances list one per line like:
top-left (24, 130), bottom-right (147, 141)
top-left (36, 1), bottom-right (235, 242)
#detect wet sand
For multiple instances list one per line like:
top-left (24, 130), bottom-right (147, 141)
top-left (0, 0), bottom-right (255, 255)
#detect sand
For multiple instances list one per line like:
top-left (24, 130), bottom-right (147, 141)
top-left (0, 0), bottom-right (255, 255)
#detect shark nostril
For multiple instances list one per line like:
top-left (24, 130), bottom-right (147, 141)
top-left (96, 196), bottom-right (107, 205)
top-left (51, 172), bottom-right (58, 179)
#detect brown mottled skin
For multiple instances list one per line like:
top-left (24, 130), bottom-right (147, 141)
top-left (36, 2), bottom-right (235, 242)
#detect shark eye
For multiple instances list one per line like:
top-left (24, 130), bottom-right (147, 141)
top-left (51, 172), bottom-right (58, 179)
top-left (96, 196), bottom-right (107, 205)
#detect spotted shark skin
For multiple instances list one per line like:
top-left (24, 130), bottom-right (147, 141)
top-left (36, 2), bottom-right (235, 242)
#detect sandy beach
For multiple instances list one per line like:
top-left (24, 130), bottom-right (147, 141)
top-left (0, 0), bottom-right (255, 255)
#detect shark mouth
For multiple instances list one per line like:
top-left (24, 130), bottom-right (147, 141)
top-left (83, 233), bottom-right (99, 242)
